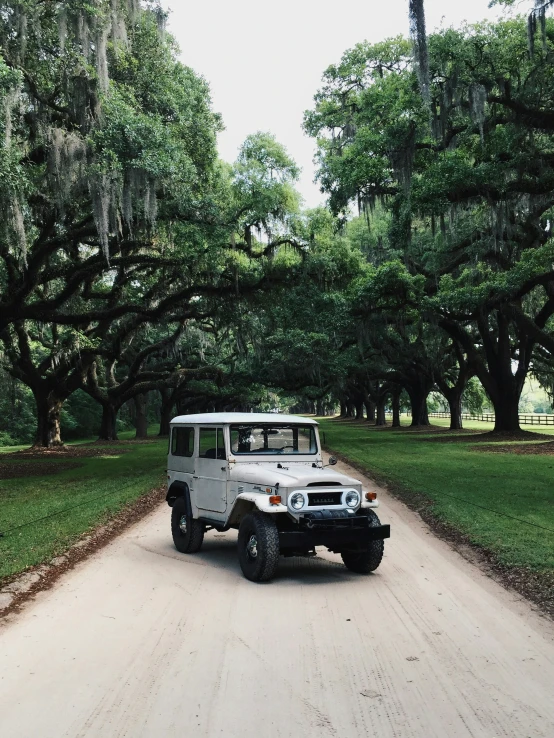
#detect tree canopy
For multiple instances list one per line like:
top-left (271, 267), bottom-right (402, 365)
top-left (303, 14), bottom-right (554, 432)
top-left (3, 2), bottom-right (554, 446)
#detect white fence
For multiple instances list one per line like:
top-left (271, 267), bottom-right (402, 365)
top-left (428, 412), bottom-right (554, 426)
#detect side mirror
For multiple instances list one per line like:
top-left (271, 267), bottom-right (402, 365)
top-left (328, 456), bottom-right (337, 466)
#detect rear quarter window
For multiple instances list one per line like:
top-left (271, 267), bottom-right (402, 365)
top-left (171, 427), bottom-right (194, 457)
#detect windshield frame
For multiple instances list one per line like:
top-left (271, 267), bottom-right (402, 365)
top-left (229, 423), bottom-right (319, 456)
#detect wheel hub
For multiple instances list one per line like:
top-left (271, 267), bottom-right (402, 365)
top-left (179, 515), bottom-right (188, 535)
top-left (246, 534), bottom-right (258, 559)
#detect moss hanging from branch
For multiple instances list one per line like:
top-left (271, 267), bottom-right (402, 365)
top-left (90, 173), bottom-right (113, 261)
top-left (144, 177), bottom-right (158, 225)
top-left (47, 127), bottom-right (88, 211)
top-left (1, 0), bottom-right (171, 268)
top-left (12, 3), bottom-right (28, 64)
top-left (389, 121), bottom-right (417, 193)
top-left (110, 0), bottom-right (129, 46)
top-left (95, 26), bottom-right (110, 93)
top-left (469, 83), bottom-right (487, 144)
top-left (2, 87), bottom-right (19, 146)
top-left (9, 199), bottom-right (27, 266)
top-left (528, 1), bottom-right (553, 56)
top-left (409, 0), bottom-right (430, 107)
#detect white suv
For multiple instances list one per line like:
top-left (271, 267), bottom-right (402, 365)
top-left (166, 413), bottom-right (390, 582)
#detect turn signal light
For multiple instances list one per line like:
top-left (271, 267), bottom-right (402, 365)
top-left (365, 492), bottom-right (377, 501)
top-left (269, 495), bottom-right (282, 505)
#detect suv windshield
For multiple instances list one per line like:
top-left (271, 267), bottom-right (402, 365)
top-left (230, 424), bottom-right (318, 455)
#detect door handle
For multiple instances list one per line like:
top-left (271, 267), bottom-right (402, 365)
top-left (221, 466), bottom-right (226, 471)
top-left (193, 475), bottom-right (199, 479)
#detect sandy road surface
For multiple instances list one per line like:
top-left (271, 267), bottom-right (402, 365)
top-left (0, 460), bottom-right (553, 738)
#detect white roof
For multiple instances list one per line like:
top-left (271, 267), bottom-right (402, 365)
top-left (170, 412), bottom-right (318, 426)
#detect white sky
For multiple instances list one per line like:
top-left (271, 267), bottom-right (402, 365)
top-left (161, 1), bottom-right (502, 208)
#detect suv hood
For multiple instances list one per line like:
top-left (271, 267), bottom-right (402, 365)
top-left (229, 462), bottom-right (361, 489)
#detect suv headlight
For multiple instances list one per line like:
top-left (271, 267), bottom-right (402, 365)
top-left (345, 490), bottom-right (360, 508)
top-left (290, 492), bottom-right (305, 510)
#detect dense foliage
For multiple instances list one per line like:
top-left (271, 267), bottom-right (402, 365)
top-left (0, 1), bottom-right (304, 445)
top-left (2, 1), bottom-right (554, 446)
top-left (303, 13), bottom-right (554, 432)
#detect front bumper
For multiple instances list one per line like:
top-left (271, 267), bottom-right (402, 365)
top-left (278, 511), bottom-right (390, 553)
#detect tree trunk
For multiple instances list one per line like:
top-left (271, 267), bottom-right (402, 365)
top-left (158, 389), bottom-right (173, 437)
top-left (476, 312), bottom-right (525, 433)
top-left (408, 384), bottom-right (431, 426)
top-left (392, 391), bottom-right (401, 428)
top-left (346, 402), bottom-right (356, 418)
top-left (364, 399), bottom-right (376, 423)
top-left (490, 388), bottom-right (521, 433)
top-left (440, 308), bottom-right (530, 435)
top-left (447, 391), bottom-right (463, 431)
top-left (99, 403), bottom-right (119, 441)
top-left (339, 401), bottom-right (347, 418)
top-left (134, 393), bottom-right (148, 439)
top-left (376, 396), bottom-right (387, 426)
top-left (355, 402), bottom-right (364, 421)
top-left (34, 391), bottom-right (64, 448)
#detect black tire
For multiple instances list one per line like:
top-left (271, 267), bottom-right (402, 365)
top-left (341, 510), bottom-right (385, 574)
top-left (171, 497), bottom-right (204, 554)
top-left (238, 512), bottom-right (280, 582)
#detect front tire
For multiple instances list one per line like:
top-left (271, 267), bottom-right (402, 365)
top-left (341, 509), bottom-right (384, 574)
top-left (238, 512), bottom-right (280, 582)
top-left (171, 497), bottom-right (204, 554)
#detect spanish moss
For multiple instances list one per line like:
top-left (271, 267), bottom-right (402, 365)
top-left (528, 1), bottom-right (553, 55)
top-left (90, 174), bottom-right (112, 261)
top-left (469, 83), bottom-right (487, 144)
top-left (409, 0), bottom-right (430, 107)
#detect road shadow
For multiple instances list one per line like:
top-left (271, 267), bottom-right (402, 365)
top-left (184, 533), bottom-right (381, 586)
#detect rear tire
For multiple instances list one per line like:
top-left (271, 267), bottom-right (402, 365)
top-left (171, 497), bottom-right (204, 553)
top-left (238, 512), bottom-right (280, 582)
top-left (341, 510), bottom-right (384, 574)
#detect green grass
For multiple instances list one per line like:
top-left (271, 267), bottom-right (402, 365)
top-left (0, 432), bottom-right (167, 581)
top-left (318, 418), bottom-right (554, 571)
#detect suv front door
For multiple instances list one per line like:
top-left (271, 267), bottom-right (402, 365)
top-left (195, 427), bottom-right (227, 514)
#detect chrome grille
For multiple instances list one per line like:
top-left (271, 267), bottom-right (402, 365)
top-left (307, 491), bottom-right (342, 507)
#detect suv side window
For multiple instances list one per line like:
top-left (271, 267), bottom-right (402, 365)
top-left (171, 427), bottom-right (194, 457)
top-left (199, 427), bottom-right (225, 460)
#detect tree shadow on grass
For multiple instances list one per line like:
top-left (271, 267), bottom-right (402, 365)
top-left (0, 460), bottom-right (81, 479)
top-left (470, 441), bottom-right (554, 455)
top-left (424, 430), bottom-right (554, 444)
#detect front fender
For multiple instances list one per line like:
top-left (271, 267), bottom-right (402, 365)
top-left (360, 499), bottom-right (380, 510)
top-left (235, 492), bottom-right (288, 514)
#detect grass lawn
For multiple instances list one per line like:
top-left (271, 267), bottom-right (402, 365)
top-left (318, 417), bottom-right (554, 572)
top-left (0, 430), bottom-right (167, 581)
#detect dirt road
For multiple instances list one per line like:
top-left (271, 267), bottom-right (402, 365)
top-left (1, 460), bottom-right (553, 738)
